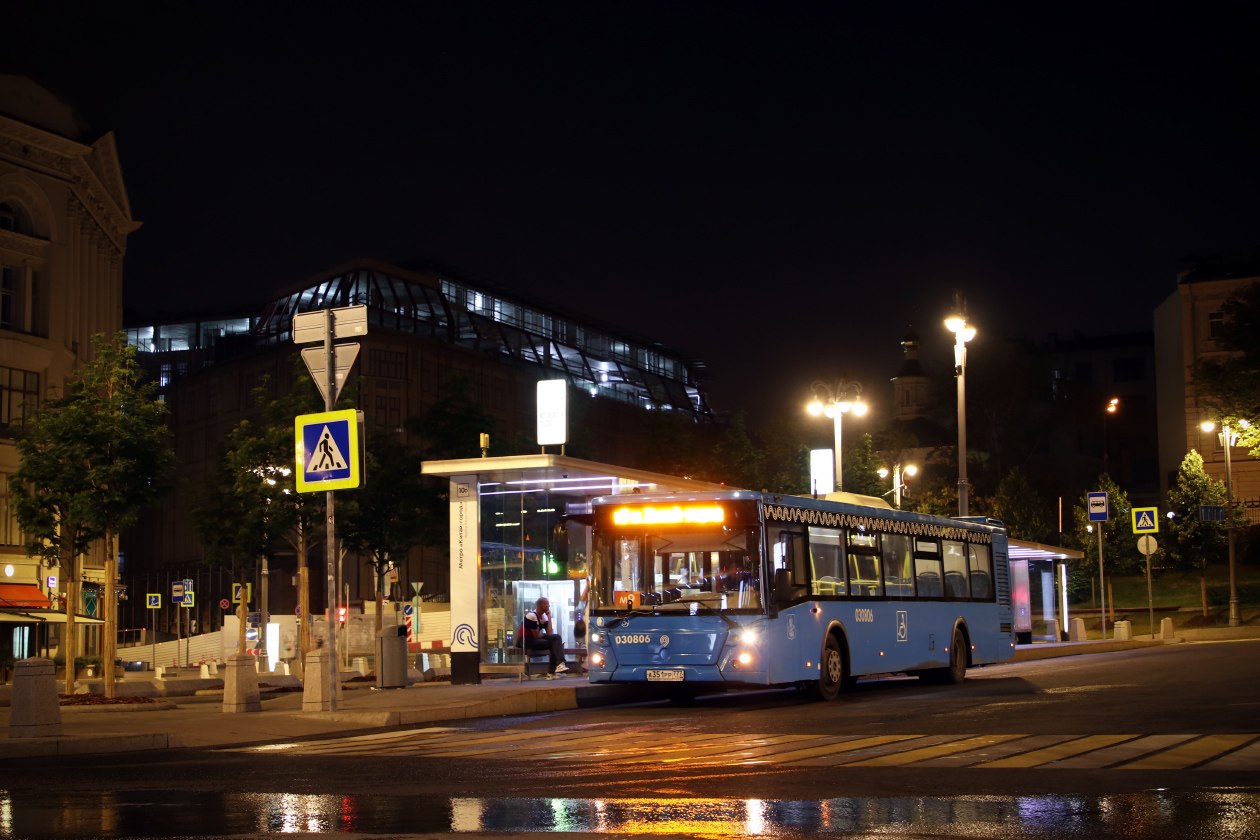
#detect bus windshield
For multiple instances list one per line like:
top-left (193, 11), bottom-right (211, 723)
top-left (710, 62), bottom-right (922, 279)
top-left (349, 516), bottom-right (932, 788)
top-left (592, 526), bottom-right (763, 613)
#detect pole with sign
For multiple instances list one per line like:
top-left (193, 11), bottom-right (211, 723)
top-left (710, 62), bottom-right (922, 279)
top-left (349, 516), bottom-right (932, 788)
top-left (1137, 534), bottom-right (1158, 638)
top-left (293, 305), bottom-right (366, 712)
top-left (1087, 491), bottom-right (1109, 640)
top-left (147, 594), bottom-right (160, 671)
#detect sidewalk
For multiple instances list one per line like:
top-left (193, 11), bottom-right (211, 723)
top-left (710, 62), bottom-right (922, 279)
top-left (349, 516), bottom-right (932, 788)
top-left (5, 628), bottom-right (1258, 759)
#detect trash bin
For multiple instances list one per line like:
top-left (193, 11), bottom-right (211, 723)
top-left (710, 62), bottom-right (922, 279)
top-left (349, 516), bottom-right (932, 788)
top-left (375, 625), bottom-right (408, 689)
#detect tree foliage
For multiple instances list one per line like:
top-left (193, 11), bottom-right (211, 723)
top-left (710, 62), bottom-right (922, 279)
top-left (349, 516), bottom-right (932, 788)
top-left (1164, 450), bottom-right (1240, 573)
top-left (1063, 474), bottom-right (1144, 599)
top-left (842, 432), bottom-right (885, 498)
top-left (992, 467), bottom-right (1051, 542)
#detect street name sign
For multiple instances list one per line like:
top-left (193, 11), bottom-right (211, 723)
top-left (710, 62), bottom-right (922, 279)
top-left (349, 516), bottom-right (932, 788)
top-left (1087, 492), bottom-right (1109, 522)
top-left (1201, 505), bottom-right (1226, 522)
top-left (1132, 507), bottom-right (1159, 534)
top-left (1137, 535), bottom-right (1158, 556)
top-left (292, 305), bottom-right (368, 344)
top-left (295, 409), bottom-right (361, 492)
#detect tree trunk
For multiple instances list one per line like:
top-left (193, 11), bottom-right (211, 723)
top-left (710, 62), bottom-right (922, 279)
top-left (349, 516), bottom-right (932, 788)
top-left (375, 557), bottom-right (384, 637)
top-left (1201, 571), bottom-right (1208, 617)
top-left (237, 585), bottom-right (248, 654)
top-left (298, 534), bottom-right (310, 659)
top-left (1107, 579), bottom-right (1114, 623)
top-left (103, 528), bottom-right (117, 699)
top-left (63, 546), bottom-right (77, 697)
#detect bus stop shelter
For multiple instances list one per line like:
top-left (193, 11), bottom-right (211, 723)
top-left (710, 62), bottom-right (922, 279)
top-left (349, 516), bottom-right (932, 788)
top-left (421, 454), bottom-right (730, 684)
top-left (1008, 538), bottom-right (1084, 644)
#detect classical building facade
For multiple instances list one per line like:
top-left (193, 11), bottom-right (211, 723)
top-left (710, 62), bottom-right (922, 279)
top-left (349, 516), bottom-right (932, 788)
top-left (1155, 259), bottom-right (1259, 503)
top-left (0, 75), bottom-right (140, 659)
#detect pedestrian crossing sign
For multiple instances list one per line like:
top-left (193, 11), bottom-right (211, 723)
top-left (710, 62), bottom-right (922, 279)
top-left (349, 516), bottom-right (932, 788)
top-left (295, 409), bottom-right (361, 492)
top-left (1132, 506), bottom-right (1159, 534)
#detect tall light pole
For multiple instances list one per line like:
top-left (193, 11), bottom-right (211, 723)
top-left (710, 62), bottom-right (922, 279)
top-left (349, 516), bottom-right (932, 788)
top-left (807, 380), bottom-right (867, 493)
top-left (945, 292), bottom-right (976, 516)
top-left (878, 463), bottom-right (917, 508)
top-left (1201, 419), bottom-right (1243, 627)
top-left (1103, 398), bottom-right (1119, 475)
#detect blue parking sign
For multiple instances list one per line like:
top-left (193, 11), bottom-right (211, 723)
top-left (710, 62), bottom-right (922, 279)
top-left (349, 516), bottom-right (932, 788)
top-left (295, 409), bottom-right (360, 492)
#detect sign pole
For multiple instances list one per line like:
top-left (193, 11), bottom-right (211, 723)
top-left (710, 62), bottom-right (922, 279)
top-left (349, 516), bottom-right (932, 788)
top-left (151, 603), bottom-right (155, 672)
top-left (324, 307), bottom-right (339, 712)
top-left (1097, 528), bottom-right (1106, 641)
top-left (1147, 549), bottom-right (1155, 639)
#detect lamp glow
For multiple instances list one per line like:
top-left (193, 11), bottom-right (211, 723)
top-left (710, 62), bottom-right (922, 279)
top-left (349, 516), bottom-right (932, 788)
top-left (1201, 421), bottom-right (1216, 432)
top-left (807, 401), bottom-right (824, 416)
top-left (945, 316), bottom-right (966, 333)
top-left (905, 465), bottom-right (918, 476)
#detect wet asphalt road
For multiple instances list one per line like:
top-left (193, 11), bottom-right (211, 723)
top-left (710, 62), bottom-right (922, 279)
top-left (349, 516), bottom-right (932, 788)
top-left (2, 640), bottom-right (1259, 838)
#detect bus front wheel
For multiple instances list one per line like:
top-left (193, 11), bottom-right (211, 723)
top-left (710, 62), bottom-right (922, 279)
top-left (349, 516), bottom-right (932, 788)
top-left (813, 634), bottom-right (845, 701)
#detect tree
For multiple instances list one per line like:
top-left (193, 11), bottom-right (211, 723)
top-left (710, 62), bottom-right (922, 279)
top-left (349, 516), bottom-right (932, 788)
top-left (843, 433), bottom-right (886, 499)
top-left (992, 467), bottom-right (1051, 543)
top-left (341, 432), bottom-right (431, 634)
top-left (1165, 450), bottom-right (1243, 616)
top-left (1194, 280), bottom-right (1260, 454)
top-left (407, 376), bottom-right (504, 460)
top-left (8, 389), bottom-right (101, 695)
top-left (708, 412), bottom-right (763, 490)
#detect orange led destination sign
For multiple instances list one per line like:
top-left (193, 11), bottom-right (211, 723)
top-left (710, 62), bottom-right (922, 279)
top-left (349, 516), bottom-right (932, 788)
top-left (612, 505), bottom-right (724, 526)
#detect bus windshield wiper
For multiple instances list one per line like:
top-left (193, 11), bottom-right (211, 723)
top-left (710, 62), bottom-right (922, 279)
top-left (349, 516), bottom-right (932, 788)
top-left (604, 606), bottom-right (655, 628)
top-left (686, 599), bottom-right (739, 629)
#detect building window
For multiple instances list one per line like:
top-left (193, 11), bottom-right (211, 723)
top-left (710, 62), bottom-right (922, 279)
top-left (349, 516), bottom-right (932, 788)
top-left (368, 349), bottom-right (406, 379)
top-left (1113, 358), bottom-right (1145, 382)
top-left (0, 471), bottom-right (24, 546)
top-left (0, 366), bottom-right (39, 434)
top-left (0, 202), bottom-right (28, 234)
top-left (1209, 311), bottom-right (1225, 339)
top-left (0, 266), bottom-right (14, 330)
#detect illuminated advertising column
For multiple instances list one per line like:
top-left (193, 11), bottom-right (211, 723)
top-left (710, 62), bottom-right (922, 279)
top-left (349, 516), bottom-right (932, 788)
top-left (449, 475), bottom-right (481, 684)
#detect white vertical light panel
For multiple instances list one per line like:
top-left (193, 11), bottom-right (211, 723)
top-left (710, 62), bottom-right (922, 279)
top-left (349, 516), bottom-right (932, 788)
top-left (810, 449), bottom-right (835, 495)
top-left (537, 379), bottom-right (569, 446)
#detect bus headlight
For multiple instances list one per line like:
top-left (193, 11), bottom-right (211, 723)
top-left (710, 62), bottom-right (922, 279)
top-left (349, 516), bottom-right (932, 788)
top-left (738, 631), bottom-right (758, 644)
top-left (591, 652), bottom-right (604, 667)
top-left (589, 631), bottom-right (604, 644)
top-left (737, 653), bottom-right (752, 665)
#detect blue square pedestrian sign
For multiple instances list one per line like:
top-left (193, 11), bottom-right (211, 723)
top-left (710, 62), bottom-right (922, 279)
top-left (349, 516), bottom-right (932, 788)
top-left (1087, 491), bottom-right (1109, 522)
top-left (146, 594), bottom-right (160, 609)
top-left (1132, 506), bottom-right (1159, 534)
top-left (295, 409), bottom-right (360, 492)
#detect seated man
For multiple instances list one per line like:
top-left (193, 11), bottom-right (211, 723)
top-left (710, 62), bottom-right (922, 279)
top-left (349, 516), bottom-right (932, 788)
top-left (524, 597), bottom-right (570, 678)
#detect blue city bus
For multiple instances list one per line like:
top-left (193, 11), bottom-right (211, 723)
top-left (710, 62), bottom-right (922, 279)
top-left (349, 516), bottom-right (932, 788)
top-left (582, 490), bottom-right (1014, 699)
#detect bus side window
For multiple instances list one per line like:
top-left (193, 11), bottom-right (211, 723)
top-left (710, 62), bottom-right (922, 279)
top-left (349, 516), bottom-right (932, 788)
top-left (942, 540), bottom-right (969, 599)
top-left (808, 527), bottom-right (844, 597)
top-left (882, 533), bottom-right (914, 599)
top-left (969, 543), bottom-right (993, 599)
top-left (847, 530), bottom-right (882, 597)
top-left (914, 538), bottom-right (943, 599)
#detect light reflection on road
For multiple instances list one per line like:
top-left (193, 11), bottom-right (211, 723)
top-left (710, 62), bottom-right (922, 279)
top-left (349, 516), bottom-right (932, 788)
top-left (1, 789), bottom-right (1258, 838)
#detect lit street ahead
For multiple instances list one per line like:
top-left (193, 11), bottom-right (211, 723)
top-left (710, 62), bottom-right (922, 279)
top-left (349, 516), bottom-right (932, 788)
top-left (3, 641), bottom-right (1259, 838)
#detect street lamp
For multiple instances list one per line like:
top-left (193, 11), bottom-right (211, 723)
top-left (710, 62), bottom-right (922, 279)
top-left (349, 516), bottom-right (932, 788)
top-left (807, 380), bottom-right (867, 493)
top-left (877, 463), bottom-right (917, 508)
top-left (1201, 419), bottom-right (1245, 627)
top-left (1102, 398), bottom-right (1119, 475)
top-left (945, 292), bottom-right (976, 516)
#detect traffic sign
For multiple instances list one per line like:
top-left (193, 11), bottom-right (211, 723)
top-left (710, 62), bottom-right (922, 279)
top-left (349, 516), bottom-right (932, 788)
top-left (292, 305), bottom-right (368, 345)
top-left (1201, 505), bottom-right (1226, 522)
top-left (147, 594), bottom-right (161, 609)
top-left (46, 574), bottom-right (57, 590)
top-left (1088, 492), bottom-right (1109, 522)
top-left (1137, 535), bottom-right (1158, 556)
top-left (295, 409), bottom-right (361, 492)
top-left (232, 582), bottom-right (252, 604)
top-left (300, 344), bottom-right (361, 405)
top-left (182, 592), bottom-right (195, 608)
top-left (220, 598), bottom-right (230, 610)
top-left (182, 578), bottom-right (194, 593)
top-left (1132, 507), bottom-right (1159, 534)
top-left (172, 582), bottom-right (185, 600)
top-left (295, 604), bottom-right (302, 616)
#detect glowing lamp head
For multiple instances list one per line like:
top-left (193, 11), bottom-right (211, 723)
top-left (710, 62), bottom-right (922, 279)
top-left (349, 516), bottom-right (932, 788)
top-left (823, 405), bottom-right (837, 418)
top-left (961, 327), bottom-right (976, 342)
top-left (807, 401), bottom-right (824, 416)
top-left (1201, 421), bottom-right (1216, 433)
top-left (836, 399), bottom-right (853, 413)
top-left (904, 465), bottom-right (918, 477)
top-left (851, 401), bottom-right (868, 416)
top-left (877, 468), bottom-right (889, 479)
top-left (945, 316), bottom-right (966, 333)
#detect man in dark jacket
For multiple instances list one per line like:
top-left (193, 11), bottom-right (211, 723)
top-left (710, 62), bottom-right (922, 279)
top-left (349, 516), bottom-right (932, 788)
top-left (524, 597), bottom-right (569, 678)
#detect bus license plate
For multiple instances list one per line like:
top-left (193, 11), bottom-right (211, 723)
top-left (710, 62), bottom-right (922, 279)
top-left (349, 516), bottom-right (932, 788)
top-left (646, 669), bottom-right (684, 682)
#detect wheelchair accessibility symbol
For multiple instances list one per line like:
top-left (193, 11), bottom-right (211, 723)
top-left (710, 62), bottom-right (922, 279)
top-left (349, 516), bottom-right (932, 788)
top-left (896, 610), bottom-right (908, 642)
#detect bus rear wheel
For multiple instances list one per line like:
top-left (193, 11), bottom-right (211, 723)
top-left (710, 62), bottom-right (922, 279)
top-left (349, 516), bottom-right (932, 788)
top-left (812, 634), bottom-right (845, 701)
top-left (922, 629), bottom-right (967, 685)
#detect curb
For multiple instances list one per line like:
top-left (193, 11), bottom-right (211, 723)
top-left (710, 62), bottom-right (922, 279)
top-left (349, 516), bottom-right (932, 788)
top-left (0, 732), bottom-right (184, 759)
top-left (60, 700), bottom-right (179, 713)
top-left (1010, 639), bottom-right (1169, 662)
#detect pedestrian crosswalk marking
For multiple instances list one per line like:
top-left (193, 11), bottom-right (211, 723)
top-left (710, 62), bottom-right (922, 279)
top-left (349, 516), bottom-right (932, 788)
top-left (230, 729), bottom-right (1260, 770)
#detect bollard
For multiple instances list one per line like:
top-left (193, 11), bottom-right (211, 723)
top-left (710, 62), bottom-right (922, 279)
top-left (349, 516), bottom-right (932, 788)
top-left (303, 650), bottom-right (331, 711)
top-left (209, 661), bottom-right (219, 676)
top-left (352, 656), bottom-right (369, 677)
top-left (222, 654), bottom-right (261, 713)
top-left (1160, 617), bottom-right (1175, 640)
top-left (1069, 617), bottom-right (1087, 642)
top-left (1114, 620), bottom-right (1132, 641)
top-left (200, 663), bottom-right (211, 679)
top-left (9, 658), bottom-right (62, 738)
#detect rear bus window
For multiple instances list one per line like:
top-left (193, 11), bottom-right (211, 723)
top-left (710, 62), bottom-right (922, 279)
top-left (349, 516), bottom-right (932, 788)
top-left (943, 540), bottom-right (969, 599)
top-left (914, 538), bottom-right (943, 599)
top-left (969, 544), bottom-right (993, 599)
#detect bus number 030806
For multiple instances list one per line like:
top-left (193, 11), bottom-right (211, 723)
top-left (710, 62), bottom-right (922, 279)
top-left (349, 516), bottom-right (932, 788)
top-left (854, 608), bottom-right (874, 623)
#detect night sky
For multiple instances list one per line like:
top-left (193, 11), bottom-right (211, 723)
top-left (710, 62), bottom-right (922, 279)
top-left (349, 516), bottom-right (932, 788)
top-left (5, 3), bottom-right (1259, 428)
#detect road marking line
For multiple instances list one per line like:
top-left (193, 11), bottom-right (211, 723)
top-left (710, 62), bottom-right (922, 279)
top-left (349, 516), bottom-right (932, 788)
top-left (1052, 734), bottom-right (1200, 769)
top-left (1195, 738), bottom-right (1260, 771)
top-left (843, 734), bottom-right (1028, 767)
top-left (679, 735), bottom-right (852, 766)
top-left (435, 732), bottom-right (736, 759)
top-left (748, 735), bottom-right (925, 765)
top-left (974, 735), bottom-right (1138, 768)
top-left (912, 735), bottom-right (1063, 768)
top-left (616, 734), bottom-right (821, 765)
top-left (1120, 735), bottom-right (1259, 770)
